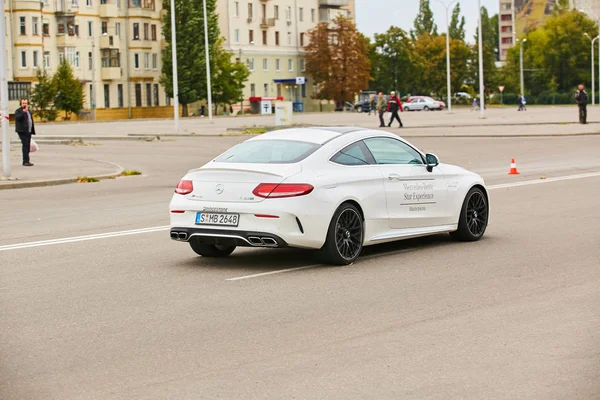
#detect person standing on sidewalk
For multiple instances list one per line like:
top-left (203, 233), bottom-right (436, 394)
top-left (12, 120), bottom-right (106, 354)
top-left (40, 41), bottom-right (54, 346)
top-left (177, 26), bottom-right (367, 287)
top-left (376, 92), bottom-right (388, 127)
top-left (387, 91), bottom-right (403, 128)
top-left (518, 94), bottom-right (527, 111)
top-left (575, 84), bottom-right (588, 124)
top-left (15, 99), bottom-right (36, 167)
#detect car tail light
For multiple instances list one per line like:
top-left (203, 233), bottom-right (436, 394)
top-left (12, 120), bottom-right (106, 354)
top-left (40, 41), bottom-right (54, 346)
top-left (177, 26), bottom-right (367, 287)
top-left (253, 183), bottom-right (314, 198)
top-left (175, 180), bottom-right (193, 195)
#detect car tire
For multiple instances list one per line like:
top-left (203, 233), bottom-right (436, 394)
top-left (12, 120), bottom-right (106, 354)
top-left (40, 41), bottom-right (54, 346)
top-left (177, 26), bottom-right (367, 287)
top-left (451, 187), bottom-right (489, 242)
top-left (404, 107), bottom-right (410, 111)
top-left (189, 239), bottom-right (236, 257)
top-left (357, 106), bottom-right (363, 113)
top-left (424, 106), bottom-right (430, 111)
top-left (320, 203), bottom-right (364, 265)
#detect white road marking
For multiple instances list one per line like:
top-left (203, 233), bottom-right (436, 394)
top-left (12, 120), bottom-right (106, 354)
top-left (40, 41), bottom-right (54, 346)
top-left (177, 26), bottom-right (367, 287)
top-left (0, 226), bottom-right (170, 252)
top-left (1, 171), bottom-right (599, 253)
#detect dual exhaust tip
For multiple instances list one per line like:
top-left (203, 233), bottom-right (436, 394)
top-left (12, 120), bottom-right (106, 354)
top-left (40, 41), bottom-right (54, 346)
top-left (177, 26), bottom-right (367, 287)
top-left (170, 231), bottom-right (188, 241)
top-left (248, 236), bottom-right (278, 247)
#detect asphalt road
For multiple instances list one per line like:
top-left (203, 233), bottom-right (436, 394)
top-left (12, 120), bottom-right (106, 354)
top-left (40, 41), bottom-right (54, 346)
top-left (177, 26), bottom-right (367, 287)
top-left (1, 135), bottom-right (599, 399)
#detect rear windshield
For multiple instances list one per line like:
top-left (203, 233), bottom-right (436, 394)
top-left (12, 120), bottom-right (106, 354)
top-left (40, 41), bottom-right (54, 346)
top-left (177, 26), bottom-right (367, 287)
top-left (215, 140), bottom-right (320, 164)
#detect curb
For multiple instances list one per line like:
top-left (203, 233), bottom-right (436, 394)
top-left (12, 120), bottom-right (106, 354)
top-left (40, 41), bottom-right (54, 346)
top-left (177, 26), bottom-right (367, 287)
top-left (0, 160), bottom-right (125, 191)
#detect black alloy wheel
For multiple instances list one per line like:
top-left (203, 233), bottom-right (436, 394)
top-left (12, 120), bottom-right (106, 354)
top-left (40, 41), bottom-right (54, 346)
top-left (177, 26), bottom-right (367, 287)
top-left (451, 187), bottom-right (489, 242)
top-left (321, 203), bottom-right (364, 265)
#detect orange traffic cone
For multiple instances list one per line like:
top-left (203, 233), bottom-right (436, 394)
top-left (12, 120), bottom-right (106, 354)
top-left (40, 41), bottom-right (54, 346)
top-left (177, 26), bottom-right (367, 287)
top-left (508, 158), bottom-right (520, 175)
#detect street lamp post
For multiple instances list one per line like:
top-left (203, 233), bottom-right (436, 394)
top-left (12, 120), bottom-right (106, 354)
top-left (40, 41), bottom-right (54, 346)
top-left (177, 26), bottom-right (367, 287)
top-left (477, 0), bottom-right (485, 118)
top-left (434, 0), bottom-right (458, 114)
top-left (203, 0), bottom-right (213, 122)
top-left (516, 38), bottom-right (527, 98)
top-left (0, 0), bottom-right (10, 179)
top-left (90, 33), bottom-right (107, 121)
top-left (170, 0), bottom-right (179, 131)
top-left (580, 9), bottom-right (600, 104)
top-left (584, 33), bottom-right (599, 105)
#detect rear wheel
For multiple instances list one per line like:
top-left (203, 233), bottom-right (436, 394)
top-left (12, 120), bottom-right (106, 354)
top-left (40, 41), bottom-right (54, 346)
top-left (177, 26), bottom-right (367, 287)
top-left (424, 106), bottom-right (430, 111)
top-left (189, 238), bottom-right (236, 257)
top-left (356, 106), bottom-right (363, 113)
top-left (451, 187), bottom-right (489, 241)
top-left (320, 203), bottom-right (364, 265)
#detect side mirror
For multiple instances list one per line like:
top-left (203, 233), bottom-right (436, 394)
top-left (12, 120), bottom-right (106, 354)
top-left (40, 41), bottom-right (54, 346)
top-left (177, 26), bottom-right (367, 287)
top-left (425, 153), bottom-right (439, 172)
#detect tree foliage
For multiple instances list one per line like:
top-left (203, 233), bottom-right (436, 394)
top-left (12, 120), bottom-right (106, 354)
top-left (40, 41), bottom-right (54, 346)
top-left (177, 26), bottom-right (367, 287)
top-left (412, 0), bottom-right (437, 39)
top-left (369, 26), bottom-right (414, 94)
top-left (210, 37), bottom-right (250, 111)
top-left (448, 3), bottom-right (466, 41)
top-left (305, 15), bottom-right (371, 106)
top-left (53, 61), bottom-right (84, 120)
top-left (30, 69), bottom-right (58, 121)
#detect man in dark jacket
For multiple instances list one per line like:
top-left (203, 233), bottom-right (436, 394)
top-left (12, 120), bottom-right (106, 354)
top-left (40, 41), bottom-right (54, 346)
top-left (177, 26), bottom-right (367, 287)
top-left (575, 84), bottom-right (588, 124)
top-left (15, 98), bottom-right (36, 166)
top-left (387, 91), bottom-right (403, 128)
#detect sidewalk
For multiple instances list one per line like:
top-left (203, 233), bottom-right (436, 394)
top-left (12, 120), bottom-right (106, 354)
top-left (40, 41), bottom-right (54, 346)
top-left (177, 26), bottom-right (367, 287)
top-left (0, 151), bottom-right (123, 190)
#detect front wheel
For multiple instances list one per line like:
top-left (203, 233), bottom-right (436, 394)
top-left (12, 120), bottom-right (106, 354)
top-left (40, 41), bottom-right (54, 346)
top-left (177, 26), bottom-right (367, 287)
top-left (424, 106), bottom-right (430, 111)
top-left (320, 203), bottom-right (364, 265)
top-left (451, 187), bottom-right (489, 241)
top-left (189, 239), bottom-right (236, 257)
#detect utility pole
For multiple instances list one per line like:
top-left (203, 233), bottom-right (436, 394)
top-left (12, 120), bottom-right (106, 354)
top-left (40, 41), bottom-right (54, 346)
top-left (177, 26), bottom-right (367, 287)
top-left (477, 0), bottom-right (485, 118)
top-left (1, 0), bottom-right (11, 179)
top-left (203, 0), bottom-right (213, 121)
top-left (170, 0), bottom-right (179, 131)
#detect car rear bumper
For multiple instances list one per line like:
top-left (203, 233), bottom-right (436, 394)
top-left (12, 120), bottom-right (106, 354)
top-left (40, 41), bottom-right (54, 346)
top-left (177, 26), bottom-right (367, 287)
top-left (170, 227), bottom-right (288, 248)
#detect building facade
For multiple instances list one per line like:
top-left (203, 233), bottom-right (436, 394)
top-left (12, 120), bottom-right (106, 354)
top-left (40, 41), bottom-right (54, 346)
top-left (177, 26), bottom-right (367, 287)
top-left (4, 0), bottom-right (168, 118)
top-left (217, 0), bottom-right (355, 112)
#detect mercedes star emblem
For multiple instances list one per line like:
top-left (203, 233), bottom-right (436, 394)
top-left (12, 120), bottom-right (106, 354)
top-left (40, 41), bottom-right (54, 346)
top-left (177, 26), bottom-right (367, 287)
top-left (215, 184), bottom-right (224, 194)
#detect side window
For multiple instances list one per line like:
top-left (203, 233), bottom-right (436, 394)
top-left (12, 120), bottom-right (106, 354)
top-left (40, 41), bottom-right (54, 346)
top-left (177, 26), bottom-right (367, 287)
top-left (331, 142), bottom-right (371, 166)
top-left (364, 137), bottom-right (424, 165)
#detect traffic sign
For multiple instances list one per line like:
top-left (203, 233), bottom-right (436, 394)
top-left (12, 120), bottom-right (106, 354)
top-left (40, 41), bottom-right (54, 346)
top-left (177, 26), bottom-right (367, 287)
top-left (295, 77), bottom-right (305, 85)
top-left (498, 86), bottom-right (505, 92)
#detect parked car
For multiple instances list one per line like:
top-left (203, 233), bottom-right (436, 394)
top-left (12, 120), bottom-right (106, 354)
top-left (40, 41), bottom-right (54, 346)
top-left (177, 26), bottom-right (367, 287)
top-left (403, 96), bottom-right (445, 111)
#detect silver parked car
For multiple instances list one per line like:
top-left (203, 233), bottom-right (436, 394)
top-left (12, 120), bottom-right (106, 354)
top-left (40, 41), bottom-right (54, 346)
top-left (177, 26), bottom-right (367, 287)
top-left (403, 96), bottom-right (445, 111)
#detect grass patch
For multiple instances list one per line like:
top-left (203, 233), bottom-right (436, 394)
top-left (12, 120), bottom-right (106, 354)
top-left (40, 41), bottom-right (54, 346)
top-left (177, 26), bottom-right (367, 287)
top-left (121, 170), bottom-right (142, 176)
top-left (76, 176), bottom-right (99, 183)
top-left (242, 127), bottom-right (267, 135)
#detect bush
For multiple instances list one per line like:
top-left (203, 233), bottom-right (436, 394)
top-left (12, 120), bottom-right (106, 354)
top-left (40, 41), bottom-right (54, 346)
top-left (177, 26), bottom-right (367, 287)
top-left (502, 93), bottom-right (518, 105)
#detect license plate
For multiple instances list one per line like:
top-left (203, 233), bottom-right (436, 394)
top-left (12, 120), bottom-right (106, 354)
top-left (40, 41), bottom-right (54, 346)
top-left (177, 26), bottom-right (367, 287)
top-left (195, 212), bottom-right (239, 227)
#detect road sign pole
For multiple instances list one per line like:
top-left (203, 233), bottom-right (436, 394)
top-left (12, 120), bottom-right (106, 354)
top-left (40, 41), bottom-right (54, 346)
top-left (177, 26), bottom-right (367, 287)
top-left (0, 0), bottom-right (11, 179)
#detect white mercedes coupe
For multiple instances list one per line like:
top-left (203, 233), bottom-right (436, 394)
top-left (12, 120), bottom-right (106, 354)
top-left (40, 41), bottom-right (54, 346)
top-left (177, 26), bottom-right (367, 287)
top-left (169, 127), bottom-right (490, 265)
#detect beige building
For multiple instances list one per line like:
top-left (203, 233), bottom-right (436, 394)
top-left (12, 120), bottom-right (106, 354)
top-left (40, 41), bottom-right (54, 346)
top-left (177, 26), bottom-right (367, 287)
top-left (217, 0), bottom-right (355, 113)
top-left (4, 0), bottom-right (168, 119)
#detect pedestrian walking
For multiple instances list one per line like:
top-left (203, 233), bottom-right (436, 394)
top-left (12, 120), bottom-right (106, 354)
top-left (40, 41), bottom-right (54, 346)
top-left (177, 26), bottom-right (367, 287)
top-left (575, 84), bottom-right (588, 124)
top-left (518, 93), bottom-right (527, 111)
top-left (387, 91), bottom-right (403, 128)
top-left (368, 95), bottom-right (376, 116)
top-left (376, 92), bottom-right (387, 127)
top-left (14, 98), bottom-right (36, 167)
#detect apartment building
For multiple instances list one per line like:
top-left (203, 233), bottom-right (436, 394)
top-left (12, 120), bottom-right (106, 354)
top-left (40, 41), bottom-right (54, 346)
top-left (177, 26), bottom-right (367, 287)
top-left (498, 0), bottom-right (515, 61)
top-left (573, 0), bottom-right (600, 17)
top-left (217, 0), bottom-right (356, 112)
top-left (4, 0), bottom-right (167, 118)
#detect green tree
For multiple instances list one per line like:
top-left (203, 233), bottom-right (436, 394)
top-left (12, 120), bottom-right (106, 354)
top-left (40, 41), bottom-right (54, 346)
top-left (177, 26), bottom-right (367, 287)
top-left (30, 69), bottom-right (58, 121)
top-left (412, 0), bottom-right (437, 39)
top-left (161, 0), bottom-right (219, 117)
top-left (369, 26), bottom-right (414, 94)
top-left (53, 61), bottom-right (84, 120)
top-left (210, 37), bottom-right (250, 114)
top-left (411, 33), bottom-right (448, 96)
top-left (448, 3), bottom-right (466, 41)
top-left (305, 15), bottom-right (371, 107)
top-left (489, 14), bottom-right (499, 61)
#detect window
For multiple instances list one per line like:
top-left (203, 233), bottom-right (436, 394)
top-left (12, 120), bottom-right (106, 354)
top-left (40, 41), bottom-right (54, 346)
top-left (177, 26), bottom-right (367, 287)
top-left (248, 2), bottom-right (253, 19)
top-left (86, 0), bottom-right (92, 6)
top-left (146, 83), bottom-right (152, 106)
top-left (117, 0), bottom-right (121, 8)
top-left (275, 31), bottom-right (279, 45)
top-left (32, 17), bottom-right (39, 35)
top-left (299, 7), bottom-right (303, 22)
top-left (20, 17), bottom-right (26, 35)
top-left (277, 83), bottom-right (282, 97)
top-left (363, 138), bottom-right (424, 165)
top-left (261, 4), bottom-right (266, 18)
top-left (249, 29), bottom-right (254, 43)
top-left (144, 52), bottom-right (150, 69)
top-left (143, 23), bottom-right (149, 40)
top-left (43, 22), bottom-right (49, 36)
top-left (153, 84), bottom-right (159, 106)
top-left (311, 8), bottom-right (315, 22)
top-left (275, 58), bottom-right (280, 71)
top-left (250, 83), bottom-right (255, 97)
top-left (44, 51), bottom-right (51, 68)
top-left (116, 22), bottom-right (121, 37)
top-left (215, 140), bottom-right (320, 164)
top-left (263, 58), bottom-right (268, 71)
top-left (235, 29), bottom-right (240, 43)
top-left (134, 53), bottom-right (140, 69)
top-left (248, 58), bottom-right (255, 71)
top-left (135, 83), bottom-right (142, 106)
top-left (32, 51), bottom-right (39, 68)
top-left (501, 14), bottom-right (512, 21)
top-left (501, 2), bottom-right (512, 10)
top-left (152, 53), bottom-right (157, 69)
top-left (502, 37), bottom-right (513, 45)
top-left (234, 1), bottom-right (239, 17)
top-left (86, 21), bottom-right (92, 37)
top-left (288, 59), bottom-right (293, 71)
top-left (501, 26), bottom-right (512, 33)
top-left (133, 23), bottom-right (140, 40)
top-left (8, 82), bottom-right (32, 100)
top-left (104, 84), bottom-right (110, 108)
top-left (274, 5), bottom-right (279, 19)
top-left (287, 32), bottom-right (292, 45)
top-left (151, 24), bottom-right (157, 40)
top-left (286, 6), bottom-right (291, 21)
top-left (262, 30), bottom-right (267, 45)
top-left (20, 51), bottom-right (27, 68)
top-left (118, 84), bottom-right (123, 108)
top-left (102, 21), bottom-right (108, 34)
top-left (331, 142), bottom-right (371, 166)
top-left (300, 59), bottom-right (305, 71)
top-left (101, 49), bottom-right (120, 67)
top-left (88, 51), bottom-right (92, 69)
top-left (263, 83), bottom-right (268, 97)
top-left (300, 32), bottom-right (305, 46)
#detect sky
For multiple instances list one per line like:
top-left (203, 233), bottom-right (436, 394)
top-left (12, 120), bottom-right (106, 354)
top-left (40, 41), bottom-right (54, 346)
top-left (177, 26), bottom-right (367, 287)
top-left (355, 0), bottom-right (499, 43)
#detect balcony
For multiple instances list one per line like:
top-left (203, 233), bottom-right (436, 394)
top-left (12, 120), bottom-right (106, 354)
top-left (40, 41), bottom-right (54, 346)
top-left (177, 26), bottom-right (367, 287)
top-left (260, 18), bottom-right (276, 28)
top-left (11, 0), bottom-right (43, 11)
top-left (128, 0), bottom-right (156, 17)
top-left (100, 35), bottom-right (121, 48)
top-left (56, 33), bottom-right (76, 47)
top-left (99, 3), bottom-right (118, 18)
top-left (101, 67), bottom-right (121, 80)
top-left (55, 0), bottom-right (78, 15)
top-left (319, 0), bottom-right (349, 7)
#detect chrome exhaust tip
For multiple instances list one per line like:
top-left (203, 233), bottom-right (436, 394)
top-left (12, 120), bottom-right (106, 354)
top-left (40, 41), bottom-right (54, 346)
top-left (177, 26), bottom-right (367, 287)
top-left (248, 236), bottom-right (264, 246)
top-left (261, 237), bottom-right (278, 247)
top-left (170, 232), bottom-right (179, 240)
top-left (178, 232), bottom-right (188, 241)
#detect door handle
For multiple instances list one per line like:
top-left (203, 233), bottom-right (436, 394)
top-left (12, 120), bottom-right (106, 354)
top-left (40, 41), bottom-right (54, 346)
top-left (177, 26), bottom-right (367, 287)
top-left (388, 174), bottom-right (401, 181)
